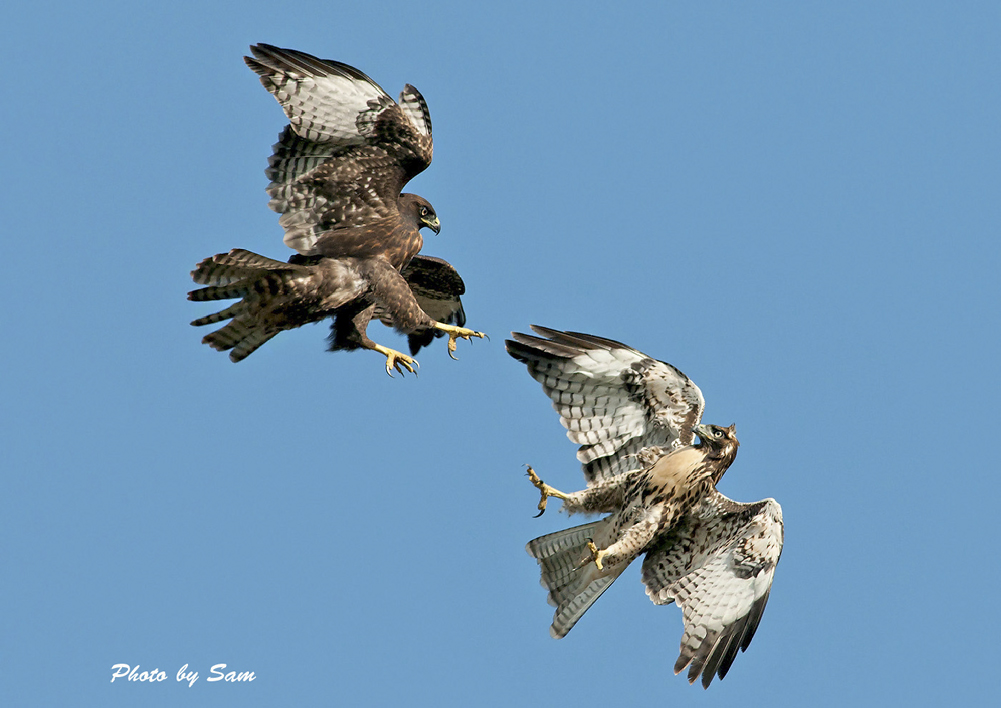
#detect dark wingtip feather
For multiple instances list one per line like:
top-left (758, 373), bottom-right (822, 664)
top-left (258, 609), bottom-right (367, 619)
top-left (701, 629), bottom-right (741, 688)
top-left (674, 588), bottom-right (773, 689)
top-left (525, 325), bottom-right (634, 353)
top-left (739, 589), bottom-right (771, 652)
top-left (716, 623), bottom-right (746, 681)
top-left (503, 337), bottom-right (532, 363)
top-left (245, 43), bottom-right (382, 88)
top-left (506, 331), bottom-right (581, 360)
top-left (688, 655), bottom-right (704, 686)
top-left (673, 654), bottom-right (689, 677)
top-left (562, 330), bottom-right (633, 350)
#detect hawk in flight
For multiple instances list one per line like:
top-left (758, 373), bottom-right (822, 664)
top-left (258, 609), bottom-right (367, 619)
top-left (189, 44), bottom-right (484, 374)
top-left (506, 327), bottom-right (783, 688)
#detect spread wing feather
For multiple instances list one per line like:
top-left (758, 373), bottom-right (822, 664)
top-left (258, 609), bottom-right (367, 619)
top-left (641, 490), bottom-right (784, 688)
top-left (244, 44), bottom-right (433, 255)
top-left (505, 326), bottom-right (705, 484)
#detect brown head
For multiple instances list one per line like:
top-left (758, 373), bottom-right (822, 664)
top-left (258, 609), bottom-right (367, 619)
top-left (694, 423), bottom-right (740, 482)
top-left (399, 193), bottom-right (440, 234)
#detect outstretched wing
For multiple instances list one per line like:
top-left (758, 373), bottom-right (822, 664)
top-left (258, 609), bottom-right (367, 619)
top-left (374, 255), bottom-right (467, 355)
top-left (245, 44), bottom-right (433, 255)
top-left (505, 326), bottom-right (705, 485)
top-left (641, 490), bottom-right (784, 689)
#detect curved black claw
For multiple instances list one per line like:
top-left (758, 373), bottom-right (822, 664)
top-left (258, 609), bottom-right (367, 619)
top-left (437, 324), bottom-right (487, 361)
top-left (384, 352), bottom-right (419, 378)
top-left (525, 465), bottom-right (549, 517)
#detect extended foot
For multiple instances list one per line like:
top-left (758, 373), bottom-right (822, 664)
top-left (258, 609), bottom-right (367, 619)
top-left (526, 465), bottom-right (570, 517)
top-left (585, 541), bottom-right (609, 571)
top-left (432, 322), bottom-right (486, 359)
top-left (373, 343), bottom-right (419, 377)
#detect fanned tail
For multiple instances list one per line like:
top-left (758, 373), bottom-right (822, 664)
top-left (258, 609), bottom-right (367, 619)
top-left (187, 249), bottom-right (307, 362)
top-left (526, 519), bottom-right (626, 638)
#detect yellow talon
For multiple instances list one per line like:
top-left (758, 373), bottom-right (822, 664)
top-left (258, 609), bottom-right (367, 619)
top-left (433, 322), bottom-right (486, 359)
top-left (586, 541), bottom-right (608, 571)
top-left (526, 465), bottom-right (569, 517)
top-left (373, 344), bottom-right (419, 377)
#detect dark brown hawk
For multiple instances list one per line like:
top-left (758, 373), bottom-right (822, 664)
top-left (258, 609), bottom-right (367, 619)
top-left (507, 327), bottom-right (783, 688)
top-left (189, 44), bottom-right (483, 373)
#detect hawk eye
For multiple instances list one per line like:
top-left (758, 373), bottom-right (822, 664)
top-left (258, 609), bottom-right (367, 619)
top-left (714, 429), bottom-right (724, 438)
top-left (420, 206), bottom-right (429, 217)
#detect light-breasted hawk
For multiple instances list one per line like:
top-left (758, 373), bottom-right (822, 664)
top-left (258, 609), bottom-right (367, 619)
top-left (189, 44), bottom-right (483, 374)
top-left (506, 327), bottom-right (783, 688)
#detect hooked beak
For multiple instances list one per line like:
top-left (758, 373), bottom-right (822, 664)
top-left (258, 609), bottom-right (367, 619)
top-left (694, 424), bottom-right (712, 442)
top-left (426, 216), bottom-right (440, 234)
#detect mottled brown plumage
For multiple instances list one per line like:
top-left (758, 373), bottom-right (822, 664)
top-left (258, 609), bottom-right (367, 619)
top-left (189, 44), bottom-right (483, 372)
top-left (373, 255), bottom-right (468, 356)
top-left (509, 328), bottom-right (783, 688)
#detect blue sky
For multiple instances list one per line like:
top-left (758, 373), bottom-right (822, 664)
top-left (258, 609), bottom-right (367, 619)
top-left (2, 1), bottom-right (999, 706)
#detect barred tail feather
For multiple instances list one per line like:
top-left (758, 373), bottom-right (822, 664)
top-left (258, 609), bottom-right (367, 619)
top-left (229, 327), bottom-right (280, 362)
top-left (189, 281), bottom-right (253, 304)
top-left (190, 249), bottom-right (299, 287)
top-left (199, 315), bottom-right (280, 363)
top-left (526, 519), bottom-right (626, 638)
top-left (206, 248), bottom-right (292, 271)
top-left (528, 521), bottom-right (604, 594)
top-left (190, 301), bottom-right (247, 327)
top-left (188, 249), bottom-right (310, 362)
top-left (548, 573), bottom-right (621, 639)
